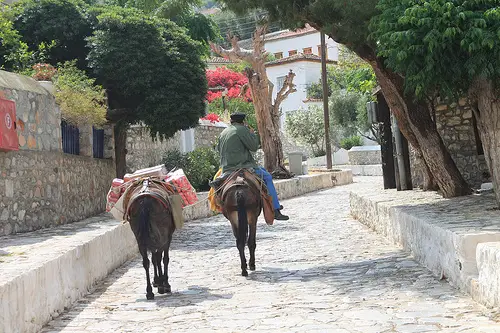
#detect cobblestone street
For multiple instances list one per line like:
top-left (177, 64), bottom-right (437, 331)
top-left (42, 178), bottom-right (500, 333)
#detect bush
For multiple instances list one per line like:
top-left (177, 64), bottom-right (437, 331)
top-left (53, 60), bottom-right (107, 127)
top-left (340, 135), bottom-right (363, 150)
top-left (162, 147), bottom-right (219, 192)
top-left (285, 105), bottom-right (325, 157)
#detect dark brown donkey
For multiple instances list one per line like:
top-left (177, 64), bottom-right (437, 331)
top-left (126, 178), bottom-right (176, 300)
top-left (218, 171), bottom-right (274, 276)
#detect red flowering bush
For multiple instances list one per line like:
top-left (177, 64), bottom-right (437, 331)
top-left (201, 113), bottom-right (221, 123)
top-left (32, 63), bottom-right (57, 81)
top-left (206, 67), bottom-right (252, 102)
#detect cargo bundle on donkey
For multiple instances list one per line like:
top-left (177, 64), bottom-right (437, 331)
top-left (106, 165), bottom-right (197, 300)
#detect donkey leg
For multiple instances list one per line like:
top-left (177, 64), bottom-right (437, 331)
top-left (152, 252), bottom-right (160, 287)
top-left (231, 223), bottom-right (248, 276)
top-left (140, 247), bottom-right (154, 300)
top-left (155, 251), bottom-right (166, 294)
top-left (248, 223), bottom-right (257, 271)
top-left (161, 247), bottom-right (172, 293)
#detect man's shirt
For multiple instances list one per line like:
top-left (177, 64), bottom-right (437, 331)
top-left (216, 123), bottom-right (261, 173)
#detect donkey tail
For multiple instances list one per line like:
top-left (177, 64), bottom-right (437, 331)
top-left (137, 196), bottom-right (153, 247)
top-left (236, 190), bottom-right (248, 245)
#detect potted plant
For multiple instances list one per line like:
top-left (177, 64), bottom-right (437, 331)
top-left (32, 63), bottom-right (57, 94)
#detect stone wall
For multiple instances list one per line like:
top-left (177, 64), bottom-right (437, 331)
top-left (0, 151), bottom-right (115, 235)
top-left (0, 71), bottom-right (61, 151)
top-left (0, 70), bottom-right (116, 236)
top-left (435, 98), bottom-right (489, 187)
top-left (410, 98), bottom-right (489, 189)
top-left (348, 145), bottom-right (382, 165)
top-left (126, 123), bottom-right (225, 172)
top-left (126, 126), bottom-right (181, 173)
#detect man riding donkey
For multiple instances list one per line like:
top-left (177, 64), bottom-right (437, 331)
top-left (210, 112), bottom-right (289, 221)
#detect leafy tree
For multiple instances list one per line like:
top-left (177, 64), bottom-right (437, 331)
top-left (206, 67), bottom-right (251, 102)
top-left (0, 14), bottom-right (32, 70)
top-left (105, 0), bottom-right (220, 54)
top-left (285, 106), bottom-right (325, 157)
top-left (53, 60), bottom-right (107, 127)
top-left (218, 0), bottom-right (471, 197)
top-left (210, 9), bottom-right (281, 44)
top-left (87, 7), bottom-right (207, 176)
top-left (371, 0), bottom-right (500, 205)
top-left (10, 0), bottom-right (93, 70)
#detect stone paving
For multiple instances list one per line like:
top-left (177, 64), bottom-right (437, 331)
top-left (41, 178), bottom-right (500, 333)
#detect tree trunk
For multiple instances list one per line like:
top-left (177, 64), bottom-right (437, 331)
top-left (373, 64), bottom-right (470, 197)
top-left (470, 78), bottom-right (500, 206)
top-left (114, 122), bottom-right (128, 179)
top-left (210, 28), bottom-right (296, 177)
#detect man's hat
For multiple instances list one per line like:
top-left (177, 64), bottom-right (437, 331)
top-left (230, 112), bottom-right (246, 123)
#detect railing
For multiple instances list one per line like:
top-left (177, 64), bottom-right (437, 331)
top-left (92, 127), bottom-right (105, 158)
top-left (61, 121), bottom-right (80, 155)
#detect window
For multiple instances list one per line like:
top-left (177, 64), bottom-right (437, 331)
top-left (303, 47), bottom-right (312, 54)
top-left (92, 127), bottom-right (105, 158)
top-left (61, 121), bottom-right (80, 155)
top-left (276, 76), bottom-right (286, 91)
top-left (274, 52), bottom-right (283, 59)
top-left (317, 45), bottom-right (328, 59)
top-left (288, 50), bottom-right (297, 56)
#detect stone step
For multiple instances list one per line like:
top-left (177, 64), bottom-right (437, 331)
top-left (0, 170), bottom-right (353, 333)
top-left (349, 186), bottom-right (500, 309)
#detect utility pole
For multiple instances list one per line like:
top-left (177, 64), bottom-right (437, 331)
top-left (320, 32), bottom-right (332, 169)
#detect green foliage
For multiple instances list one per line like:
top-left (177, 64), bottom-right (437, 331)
top-left (329, 89), bottom-right (363, 135)
top-left (210, 9), bottom-right (281, 44)
top-left (208, 96), bottom-right (257, 130)
top-left (10, 0), bottom-right (93, 70)
top-left (54, 60), bottom-right (107, 126)
top-left (306, 82), bottom-right (326, 99)
top-left (163, 147), bottom-right (219, 191)
top-left (105, 0), bottom-right (220, 55)
top-left (370, 0), bottom-right (500, 99)
top-left (0, 13), bottom-right (32, 70)
top-left (285, 105), bottom-right (326, 157)
top-left (87, 7), bottom-right (207, 138)
top-left (339, 135), bottom-right (362, 150)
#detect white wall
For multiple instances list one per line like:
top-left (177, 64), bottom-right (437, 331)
top-left (265, 32), bottom-right (339, 62)
top-left (266, 61), bottom-right (324, 128)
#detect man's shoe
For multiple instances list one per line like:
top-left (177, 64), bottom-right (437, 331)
top-left (274, 210), bottom-right (289, 221)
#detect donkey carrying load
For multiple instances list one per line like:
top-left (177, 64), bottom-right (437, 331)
top-left (123, 177), bottom-right (184, 300)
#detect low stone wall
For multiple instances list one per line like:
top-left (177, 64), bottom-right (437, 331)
top-left (126, 124), bottom-right (225, 172)
top-left (349, 186), bottom-right (500, 308)
top-left (0, 151), bottom-right (115, 235)
top-left (348, 145), bottom-right (382, 165)
top-left (182, 170), bottom-right (354, 221)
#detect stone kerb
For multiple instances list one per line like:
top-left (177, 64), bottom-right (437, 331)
top-left (183, 170), bottom-right (353, 221)
top-left (349, 187), bottom-right (500, 308)
top-left (0, 170), bottom-right (353, 333)
top-left (348, 145), bottom-right (382, 165)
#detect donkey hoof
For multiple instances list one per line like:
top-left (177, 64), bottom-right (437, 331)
top-left (165, 284), bottom-right (171, 293)
top-left (146, 293), bottom-right (155, 300)
top-left (249, 264), bottom-right (256, 271)
top-left (158, 286), bottom-right (166, 294)
top-left (241, 270), bottom-right (249, 277)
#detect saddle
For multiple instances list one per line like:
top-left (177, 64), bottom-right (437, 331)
top-left (210, 169), bottom-right (275, 225)
top-left (123, 177), bottom-right (184, 229)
